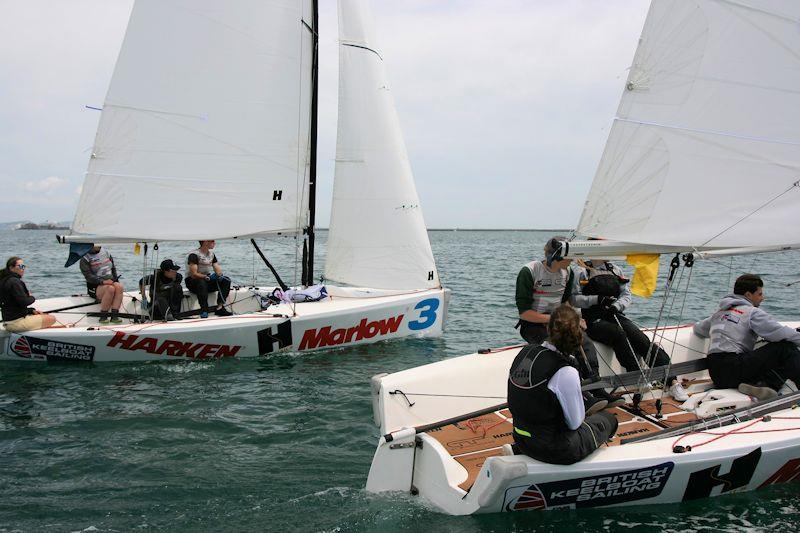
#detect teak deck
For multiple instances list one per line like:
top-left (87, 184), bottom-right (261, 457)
top-left (427, 394), bottom-right (702, 491)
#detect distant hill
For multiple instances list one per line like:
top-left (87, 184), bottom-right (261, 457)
top-left (1, 220), bottom-right (71, 230)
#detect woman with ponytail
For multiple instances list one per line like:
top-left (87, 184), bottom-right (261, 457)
top-left (508, 304), bottom-right (618, 464)
top-left (0, 257), bottom-right (56, 332)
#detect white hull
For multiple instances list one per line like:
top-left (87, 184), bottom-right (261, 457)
top-left (366, 322), bottom-right (800, 514)
top-left (0, 285), bottom-right (449, 362)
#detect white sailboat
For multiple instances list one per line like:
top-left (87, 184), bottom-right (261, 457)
top-left (366, 0), bottom-right (800, 514)
top-left (0, 0), bottom-right (449, 362)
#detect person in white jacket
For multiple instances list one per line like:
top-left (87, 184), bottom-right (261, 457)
top-left (694, 274), bottom-right (800, 399)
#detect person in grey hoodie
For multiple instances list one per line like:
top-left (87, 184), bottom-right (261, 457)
top-left (694, 274), bottom-right (800, 397)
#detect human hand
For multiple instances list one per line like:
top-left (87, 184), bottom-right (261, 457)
top-left (599, 296), bottom-right (618, 310)
top-left (33, 309), bottom-right (42, 315)
top-left (208, 273), bottom-right (219, 282)
top-left (580, 318), bottom-right (587, 330)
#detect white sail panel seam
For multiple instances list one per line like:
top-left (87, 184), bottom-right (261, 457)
top-left (615, 117), bottom-right (800, 146)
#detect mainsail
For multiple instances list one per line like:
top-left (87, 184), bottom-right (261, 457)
top-left (325, 0), bottom-right (440, 290)
top-left (70, 0), bottom-right (316, 242)
top-left (577, 0), bottom-right (800, 250)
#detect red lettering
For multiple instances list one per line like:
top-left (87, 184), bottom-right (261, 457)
top-left (107, 332), bottom-right (138, 349)
top-left (155, 340), bottom-right (182, 356)
top-left (345, 325), bottom-right (359, 343)
top-left (300, 326), bottom-right (331, 350)
top-left (215, 345), bottom-right (242, 358)
top-left (378, 314), bottom-right (404, 335)
top-left (329, 328), bottom-right (346, 344)
top-left (355, 318), bottom-right (369, 341)
top-left (197, 344), bottom-right (219, 359)
top-left (365, 321), bottom-right (379, 338)
top-left (130, 337), bottom-right (158, 354)
top-left (183, 343), bottom-right (203, 359)
top-left (760, 458), bottom-right (800, 487)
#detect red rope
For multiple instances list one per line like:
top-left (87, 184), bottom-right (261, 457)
top-left (672, 416), bottom-right (800, 449)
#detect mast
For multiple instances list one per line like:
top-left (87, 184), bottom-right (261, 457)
top-left (303, 0), bottom-right (319, 286)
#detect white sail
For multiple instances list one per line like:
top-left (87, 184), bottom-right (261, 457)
top-left (71, 0), bottom-right (315, 242)
top-left (578, 0), bottom-right (800, 249)
top-left (325, 0), bottom-right (440, 290)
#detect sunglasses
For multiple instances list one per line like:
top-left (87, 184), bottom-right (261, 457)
top-left (15, 264), bottom-right (26, 270)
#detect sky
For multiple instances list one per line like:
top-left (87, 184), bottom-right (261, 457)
top-left (0, 0), bottom-right (650, 229)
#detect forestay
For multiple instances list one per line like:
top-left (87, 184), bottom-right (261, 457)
top-left (71, 0), bottom-right (315, 242)
top-left (578, 0), bottom-right (800, 249)
top-left (325, 0), bottom-right (440, 290)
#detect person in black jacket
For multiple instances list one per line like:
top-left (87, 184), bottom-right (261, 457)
top-left (508, 304), bottom-right (618, 464)
top-left (0, 256), bottom-right (56, 332)
top-left (139, 259), bottom-right (184, 320)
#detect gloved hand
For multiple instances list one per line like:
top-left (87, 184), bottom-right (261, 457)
top-left (208, 272), bottom-right (219, 282)
top-left (599, 296), bottom-right (618, 310)
top-left (141, 298), bottom-right (149, 311)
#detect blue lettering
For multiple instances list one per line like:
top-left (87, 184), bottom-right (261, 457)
top-left (409, 298), bottom-right (439, 331)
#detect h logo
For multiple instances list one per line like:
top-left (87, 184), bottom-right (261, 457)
top-left (257, 320), bottom-right (293, 355)
top-left (683, 448), bottom-right (762, 500)
top-left (428, 271), bottom-right (434, 281)
top-left (273, 190), bottom-right (283, 201)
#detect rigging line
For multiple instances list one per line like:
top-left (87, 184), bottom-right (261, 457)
top-left (661, 261), bottom-right (695, 395)
top-left (391, 392), bottom-right (507, 400)
top-left (698, 180), bottom-right (800, 248)
top-left (615, 117), bottom-right (800, 147)
top-left (638, 256), bottom-right (680, 392)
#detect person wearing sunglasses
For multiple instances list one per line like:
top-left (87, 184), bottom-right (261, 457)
top-left (0, 256), bottom-right (57, 332)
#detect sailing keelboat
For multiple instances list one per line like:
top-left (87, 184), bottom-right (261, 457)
top-left (366, 0), bottom-right (800, 514)
top-left (0, 0), bottom-right (450, 362)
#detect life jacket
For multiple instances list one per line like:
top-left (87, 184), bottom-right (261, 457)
top-left (507, 344), bottom-right (571, 434)
top-left (581, 261), bottom-right (628, 299)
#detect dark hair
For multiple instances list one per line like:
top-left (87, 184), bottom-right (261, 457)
top-left (0, 256), bottom-right (22, 280)
top-left (547, 304), bottom-right (582, 355)
top-left (734, 274), bottom-right (763, 296)
top-left (544, 236), bottom-right (567, 256)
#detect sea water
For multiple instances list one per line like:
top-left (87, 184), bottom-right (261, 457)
top-left (0, 229), bottom-right (798, 532)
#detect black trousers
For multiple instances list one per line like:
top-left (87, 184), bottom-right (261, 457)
top-left (513, 411), bottom-right (618, 465)
top-left (586, 313), bottom-right (670, 372)
top-left (151, 289), bottom-right (183, 320)
top-left (708, 341), bottom-right (800, 390)
top-left (519, 321), bottom-right (599, 380)
top-left (185, 277), bottom-right (231, 311)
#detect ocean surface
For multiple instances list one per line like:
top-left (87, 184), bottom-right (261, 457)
top-left (1, 229), bottom-right (799, 532)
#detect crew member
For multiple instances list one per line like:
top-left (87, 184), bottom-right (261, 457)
top-left (694, 274), bottom-right (800, 399)
top-left (139, 259), bottom-right (184, 321)
top-left (508, 304), bottom-right (618, 464)
top-left (185, 240), bottom-right (232, 318)
top-left (573, 259), bottom-right (684, 400)
top-left (80, 245), bottom-right (124, 324)
top-left (515, 237), bottom-right (620, 409)
top-left (0, 256), bottom-right (57, 332)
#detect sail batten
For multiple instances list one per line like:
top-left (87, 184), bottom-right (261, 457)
top-left (578, 0), bottom-right (800, 249)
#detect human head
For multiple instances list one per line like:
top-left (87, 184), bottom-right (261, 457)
top-left (2, 256), bottom-right (24, 278)
top-left (544, 236), bottom-right (572, 270)
top-left (547, 304), bottom-right (582, 355)
top-left (734, 274), bottom-right (764, 307)
top-left (199, 240), bottom-right (216, 250)
top-left (160, 259), bottom-right (180, 279)
top-left (90, 245), bottom-right (101, 254)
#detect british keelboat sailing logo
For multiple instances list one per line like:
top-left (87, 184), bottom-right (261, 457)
top-left (10, 335), bottom-right (95, 362)
top-left (504, 462), bottom-right (674, 511)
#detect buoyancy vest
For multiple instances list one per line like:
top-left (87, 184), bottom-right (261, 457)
top-left (508, 344), bottom-right (571, 434)
top-left (581, 261), bottom-right (628, 298)
top-left (525, 261), bottom-right (572, 314)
